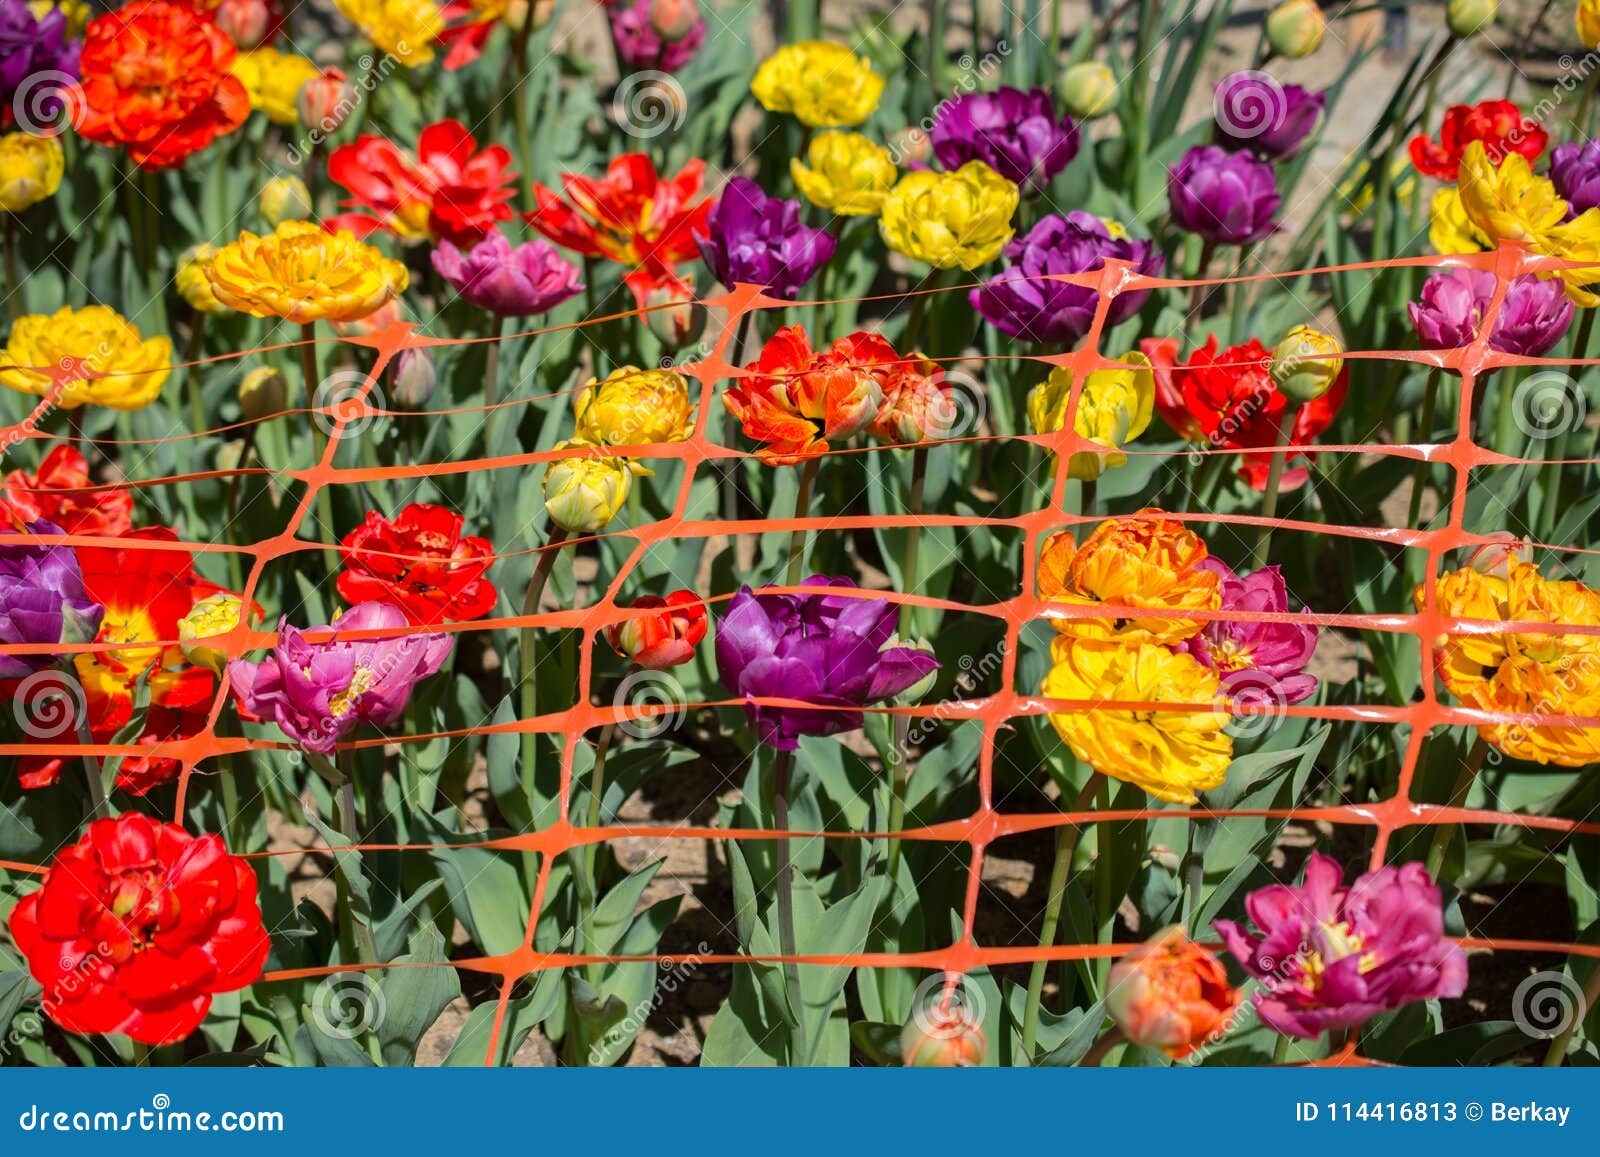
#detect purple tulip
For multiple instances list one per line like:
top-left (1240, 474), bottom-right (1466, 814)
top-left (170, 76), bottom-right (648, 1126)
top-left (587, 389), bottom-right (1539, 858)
top-left (970, 210), bottom-right (1165, 346)
top-left (1408, 268), bottom-right (1574, 358)
top-left (0, 0), bottom-right (79, 127)
top-left (1550, 139), bottom-right (1600, 218)
top-left (1168, 145), bottom-right (1281, 246)
top-left (1174, 558), bottom-right (1317, 707)
top-left (609, 0), bottom-right (707, 72)
top-left (431, 230), bottom-right (584, 317)
top-left (1214, 854), bottom-right (1468, 1039)
top-left (714, 575), bottom-right (940, 750)
top-left (228, 601), bottom-right (452, 754)
top-left (695, 177), bottom-right (836, 300)
top-left (1212, 72), bottom-right (1325, 158)
top-left (0, 519), bottom-right (103, 679)
top-left (929, 86), bottom-right (1080, 196)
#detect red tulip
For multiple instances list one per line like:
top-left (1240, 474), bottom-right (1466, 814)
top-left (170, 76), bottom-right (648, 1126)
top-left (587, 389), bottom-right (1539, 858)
top-left (605, 591), bottom-right (707, 669)
top-left (1141, 334), bottom-right (1346, 491)
top-left (7, 814), bottom-right (269, 1044)
top-left (325, 119), bottom-right (517, 246)
top-left (2, 445), bottom-right (133, 537)
top-left (337, 503), bottom-right (498, 624)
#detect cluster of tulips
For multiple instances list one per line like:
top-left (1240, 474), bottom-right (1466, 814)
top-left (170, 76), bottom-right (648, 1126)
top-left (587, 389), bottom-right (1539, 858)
top-left (1, 0), bottom-right (1599, 1070)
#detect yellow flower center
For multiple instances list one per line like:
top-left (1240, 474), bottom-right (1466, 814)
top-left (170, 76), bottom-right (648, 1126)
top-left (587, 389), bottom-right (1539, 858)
top-left (328, 665), bottom-right (377, 717)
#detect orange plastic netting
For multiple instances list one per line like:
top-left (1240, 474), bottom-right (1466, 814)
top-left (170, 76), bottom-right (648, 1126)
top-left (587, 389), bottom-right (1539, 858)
top-left (2, 240), bottom-right (1596, 1066)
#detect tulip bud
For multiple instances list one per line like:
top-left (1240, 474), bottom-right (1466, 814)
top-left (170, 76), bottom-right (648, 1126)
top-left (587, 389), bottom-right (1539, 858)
top-left (648, 0), bottom-right (699, 41)
top-left (1468, 535), bottom-right (1528, 578)
top-left (901, 995), bottom-right (986, 1067)
top-left (885, 634), bottom-right (940, 704)
top-left (297, 68), bottom-right (357, 135)
top-left (179, 592), bottom-right (246, 675)
top-left (605, 591), bottom-right (708, 669)
top-left (1265, 0), bottom-right (1325, 58)
top-left (542, 441), bottom-right (649, 533)
top-left (1270, 324), bottom-right (1343, 404)
top-left (644, 281), bottom-right (707, 353)
top-left (215, 0), bottom-right (273, 48)
top-left (391, 347), bottom-right (436, 408)
top-left (239, 366), bottom-right (288, 421)
top-left (175, 243), bottom-right (227, 315)
top-left (1446, 0), bottom-right (1496, 37)
top-left (259, 175), bottom-right (312, 226)
top-left (0, 131), bottom-right (63, 213)
top-left (1059, 61), bottom-right (1119, 121)
top-left (1105, 926), bottom-right (1240, 1059)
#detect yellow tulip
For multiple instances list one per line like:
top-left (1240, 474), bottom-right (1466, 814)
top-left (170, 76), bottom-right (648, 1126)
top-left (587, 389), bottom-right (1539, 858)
top-left (1037, 512), bottom-right (1222, 645)
top-left (790, 131), bottom-right (897, 216)
top-left (259, 175), bottom-right (313, 226)
top-left (332, 0), bottom-right (444, 65)
top-left (175, 244), bottom-right (228, 314)
top-left (751, 41), bottom-right (884, 127)
top-left (1579, 0), bottom-right (1600, 48)
top-left (0, 305), bottom-right (171, 411)
top-left (1423, 555), bottom-right (1600, 766)
top-left (542, 441), bottom-right (652, 533)
top-left (0, 132), bottom-right (63, 213)
top-left (178, 593), bottom-right (246, 676)
top-left (206, 221), bottom-right (409, 324)
top-left (1028, 352), bottom-right (1154, 481)
top-left (572, 365), bottom-right (692, 449)
top-left (232, 48), bottom-right (321, 125)
top-left (1428, 187), bottom-right (1490, 255)
top-left (1042, 637), bottom-right (1233, 804)
top-left (879, 162), bottom-right (1019, 270)
top-left (1457, 141), bottom-right (1600, 304)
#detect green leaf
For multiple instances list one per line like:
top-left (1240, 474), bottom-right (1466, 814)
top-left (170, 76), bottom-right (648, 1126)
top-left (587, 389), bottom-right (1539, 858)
top-left (377, 925), bottom-right (461, 1067)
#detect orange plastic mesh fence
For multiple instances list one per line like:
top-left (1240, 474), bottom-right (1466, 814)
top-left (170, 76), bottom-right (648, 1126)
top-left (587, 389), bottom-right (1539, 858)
top-left (3, 240), bottom-right (1597, 1067)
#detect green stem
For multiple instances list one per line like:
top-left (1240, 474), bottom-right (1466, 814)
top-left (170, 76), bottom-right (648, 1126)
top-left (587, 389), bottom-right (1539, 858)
top-left (519, 527), bottom-right (569, 803)
top-left (183, 313), bottom-right (207, 438)
top-left (1272, 1033), bottom-right (1292, 1065)
top-left (3, 213), bottom-right (23, 321)
top-left (299, 323), bottom-right (337, 546)
top-left (1405, 367), bottom-right (1442, 530)
top-left (483, 312), bottom-right (505, 451)
top-left (771, 748), bottom-right (807, 1065)
top-left (786, 457), bottom-right (820, 586)
top-left (1541, 962), bottom-right (1600, 1066)
top-left (1250, 404), bottom-right (1299, 569)
top-left (75, 677), bottom-right (110, 822)
top-left (886, 445), bottom-right (931, 885)
top-left (1020, 773), bottom-right (1102, 1064)
top-left (1425, 735), bottom-right (1488, 880)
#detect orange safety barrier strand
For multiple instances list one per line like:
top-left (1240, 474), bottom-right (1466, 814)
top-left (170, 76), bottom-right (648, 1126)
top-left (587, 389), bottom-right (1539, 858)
top-left (1, 240), bottom-right (1594, 1067)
